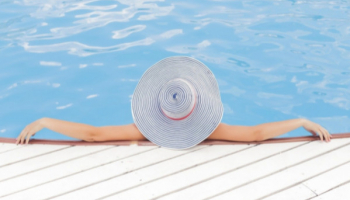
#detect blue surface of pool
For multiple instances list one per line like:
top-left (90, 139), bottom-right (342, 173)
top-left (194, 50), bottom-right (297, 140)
top-left (0, 0), bottom-right (349, 141)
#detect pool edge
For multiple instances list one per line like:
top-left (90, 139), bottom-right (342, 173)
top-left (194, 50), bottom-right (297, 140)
top-left (1, 132), bottom-right (350, 146)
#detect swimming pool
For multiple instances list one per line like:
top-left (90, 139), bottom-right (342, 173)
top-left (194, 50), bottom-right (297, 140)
top-left (1, 0), bottom-right (349, 141)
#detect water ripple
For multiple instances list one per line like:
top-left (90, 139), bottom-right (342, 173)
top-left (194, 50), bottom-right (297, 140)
top-left (112, 25), bottom-right (146, 39)
top-left (21, 37), bottom-right (155, 56)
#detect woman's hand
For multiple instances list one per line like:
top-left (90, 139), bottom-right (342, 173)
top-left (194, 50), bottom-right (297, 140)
top-left (16, 118), bottom-right (45, 145)
top-left (302, 119), bottom-right (332, 142)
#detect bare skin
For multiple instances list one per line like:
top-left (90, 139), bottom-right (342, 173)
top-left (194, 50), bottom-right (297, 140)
top-left (16, 118), bottom-right (332, 145)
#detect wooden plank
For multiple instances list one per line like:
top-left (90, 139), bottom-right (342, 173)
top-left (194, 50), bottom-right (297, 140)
top-left (211, 138), bottom-right (350, 200)
top-left (303, 161), bottom-right (350, 195)
top-left (310, 181), bottom-right (350, 200)
top-left (159, 138), bottom-right (350, 200)
top-left (52, 144), bottom-right (252, 200)
top-left (0, 144), bottom-right (69, 167)
top-left (0, 145), bottom-right (112, 182)
top-left (0, 145), bottom-right (157, 198)
top-left (265, 161), bottom-right (350, 199)
top-left (262, 184), bottom-right (315, 200)
top-left (105, 141), bottom-right (308, 200)
top-left (1, 145), bottom-right (204, 199)
top-left (0, 143), bottom-right (22, 154)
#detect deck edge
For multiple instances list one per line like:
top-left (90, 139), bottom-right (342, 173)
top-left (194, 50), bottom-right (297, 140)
top-left (1, 133), bottom-right (349, 146)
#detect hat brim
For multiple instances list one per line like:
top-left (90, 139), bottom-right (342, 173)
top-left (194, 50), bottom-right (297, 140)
top-left (131, 56), bottom-right (223, 150)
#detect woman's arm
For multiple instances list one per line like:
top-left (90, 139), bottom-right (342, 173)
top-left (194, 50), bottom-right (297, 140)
top-left (17, 117), bottom-right (332, 145)
top-left (16, 118), bottom-right (146, 145)
top-left (208, 118), bottom-right (332, 142)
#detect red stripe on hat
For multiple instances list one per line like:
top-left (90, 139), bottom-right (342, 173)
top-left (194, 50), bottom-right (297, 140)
top-left (161, 95), bottom-right (196, 120)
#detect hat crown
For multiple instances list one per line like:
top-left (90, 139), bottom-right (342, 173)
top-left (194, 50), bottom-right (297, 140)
top-left (159, 78), bottom-right (197, 120)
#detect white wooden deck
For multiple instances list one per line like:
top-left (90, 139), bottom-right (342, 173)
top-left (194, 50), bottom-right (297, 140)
top-left (1, 138), bottom-right (350, 200)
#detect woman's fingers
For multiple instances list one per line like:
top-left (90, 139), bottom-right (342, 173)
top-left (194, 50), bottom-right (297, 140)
top-left (326, 129), bottom-right (330, 142)
top-left (15, 134), bottom-right (20, 145)
top-left (25, 132), bottom-right (33, 145)
top-left (320, 127), bottom-right (330, 142)
top-left (20, 131), bottom-right (26, 145)
top-left (322, 128), bottom-right (328, 142)
top-left (319, 128), bottom-right (325, 142)
top-left (323, 127), bottom-right (332, 140)
top-left (17, 120), bottom-right (44, 145)
top-left (16, 127), bottom-right (26, 145)
top-left (322, 127), bottom-right (331, 142)
top-left (318, 129), bottom-right (324, 142)
top-left (302, 119), bottom-right (331, 143)
top-left (17, 126), bottom-right (32, 145)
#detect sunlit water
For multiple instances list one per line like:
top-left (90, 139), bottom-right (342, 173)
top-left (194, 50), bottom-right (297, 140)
top-left (1, 0), bottom-right (349, 140)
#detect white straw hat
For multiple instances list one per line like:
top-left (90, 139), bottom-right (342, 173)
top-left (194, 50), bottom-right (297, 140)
top-left (131, 56), bottom-right (223, 150)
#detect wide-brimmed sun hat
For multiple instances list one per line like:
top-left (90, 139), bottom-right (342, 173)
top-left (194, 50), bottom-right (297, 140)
top-left (131, 56), bottom-right (224, 150)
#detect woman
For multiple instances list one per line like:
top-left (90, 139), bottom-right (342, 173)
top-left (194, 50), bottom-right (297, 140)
top-left (15, 117), bottom-right (332, 145)
top-left (15, 57), bottom-right (332, 146)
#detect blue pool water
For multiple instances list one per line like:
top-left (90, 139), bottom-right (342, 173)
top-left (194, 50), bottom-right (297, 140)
top-left (1, 0), bottom-right (349, 141)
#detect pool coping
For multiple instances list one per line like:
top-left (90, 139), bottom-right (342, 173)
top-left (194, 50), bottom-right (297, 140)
top-left (1, 132), bottom-right (349, 146)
